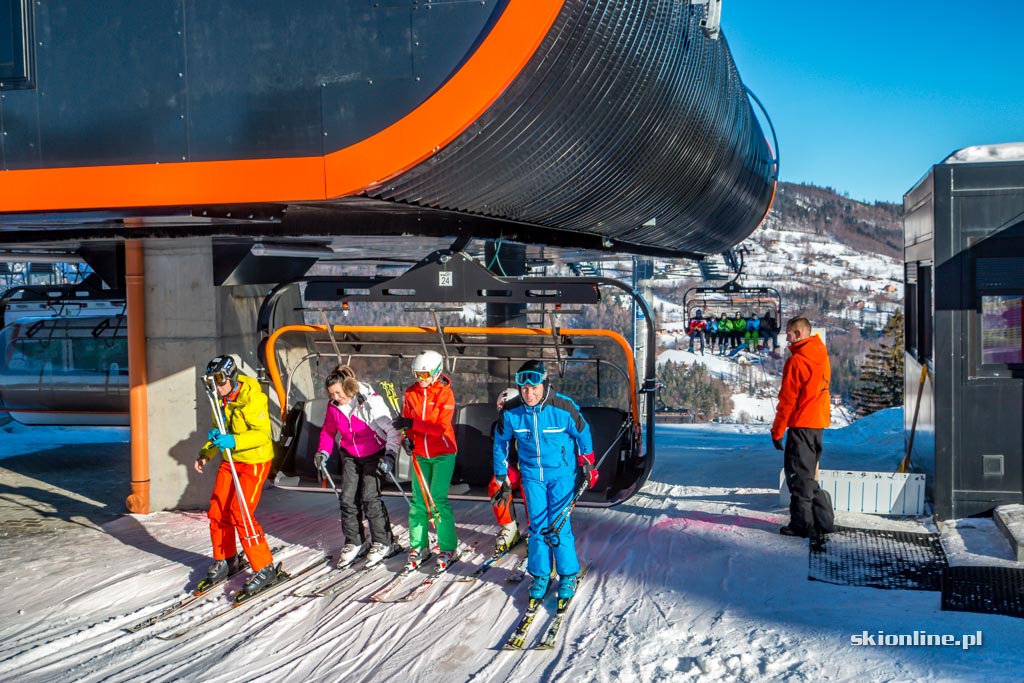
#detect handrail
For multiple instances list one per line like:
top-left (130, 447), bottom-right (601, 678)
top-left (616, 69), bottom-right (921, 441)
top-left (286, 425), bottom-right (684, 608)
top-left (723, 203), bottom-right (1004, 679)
top-left (264, 325), bottom-right (639, 424)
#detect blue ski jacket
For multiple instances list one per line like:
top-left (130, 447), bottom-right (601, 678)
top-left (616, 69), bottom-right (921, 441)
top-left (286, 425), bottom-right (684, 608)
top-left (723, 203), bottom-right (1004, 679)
top-left (493, 386), bottom-right (593, 482)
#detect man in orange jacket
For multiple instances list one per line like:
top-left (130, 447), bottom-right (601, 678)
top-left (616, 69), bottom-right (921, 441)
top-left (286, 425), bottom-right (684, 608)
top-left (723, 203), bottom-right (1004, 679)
top-left (771, 316), bottom-right (835, 539)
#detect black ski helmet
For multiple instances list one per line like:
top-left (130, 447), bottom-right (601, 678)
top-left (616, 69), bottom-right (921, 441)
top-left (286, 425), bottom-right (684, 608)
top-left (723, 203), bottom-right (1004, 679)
top-left (205, 355), bottom-right (239, 386)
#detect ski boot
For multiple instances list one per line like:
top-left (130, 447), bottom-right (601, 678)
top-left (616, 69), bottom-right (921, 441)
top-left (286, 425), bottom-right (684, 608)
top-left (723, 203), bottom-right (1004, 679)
top-left (241, 563), bottom-right (281, 597)
top-left (338, 541), bottom-right (369, 566)
top-left (495, 522), bottom-right (520, 554)
top-left (557, 573), bottom-right (579, 600)
top-left (436, 550), bottom-right (456, 571)
top-left (365, 541), bottom-right (401, 566)
top-left (196, 554), bottom-right (244, 593)
top-left (528, 574), bottom-right (550, 601)
top-left (404, 547), bottom-right (433, 571)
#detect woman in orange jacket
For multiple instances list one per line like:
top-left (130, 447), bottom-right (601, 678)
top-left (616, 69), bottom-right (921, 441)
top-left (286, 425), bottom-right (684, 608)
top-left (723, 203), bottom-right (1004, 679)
top-left (391, 350), bottom-right (459, 571)
top-left (771, 317), bottom-right (835, 539)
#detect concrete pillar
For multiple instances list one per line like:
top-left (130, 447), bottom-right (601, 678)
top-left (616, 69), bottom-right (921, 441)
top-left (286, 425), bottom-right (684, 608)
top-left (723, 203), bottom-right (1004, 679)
top-left (142, 237), bottom-right (272, 511)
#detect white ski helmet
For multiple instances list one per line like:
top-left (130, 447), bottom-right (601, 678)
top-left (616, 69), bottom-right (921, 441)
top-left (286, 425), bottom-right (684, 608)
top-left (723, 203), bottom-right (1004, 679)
top-left (411, 350), bottom-right (444, 382)
top-left (496, 387), bottom-right (519, 411)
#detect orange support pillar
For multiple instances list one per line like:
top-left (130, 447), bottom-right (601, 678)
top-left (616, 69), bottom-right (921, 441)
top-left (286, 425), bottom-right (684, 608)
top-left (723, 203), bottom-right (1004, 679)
top-left (125, 238), bottom-right (150, 513)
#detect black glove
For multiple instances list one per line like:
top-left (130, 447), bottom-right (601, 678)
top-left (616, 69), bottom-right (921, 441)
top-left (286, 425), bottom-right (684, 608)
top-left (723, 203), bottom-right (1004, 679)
top-left (379, 451), bottom-right (396, 476)
top-left (402, 435), bottom-right (414, 453)
top-left (392, 417), bottom-right (413, 431)
top-left (490, 478), bottom-right (512, 507)
top-left (772, 438), bottom-right (784, 451)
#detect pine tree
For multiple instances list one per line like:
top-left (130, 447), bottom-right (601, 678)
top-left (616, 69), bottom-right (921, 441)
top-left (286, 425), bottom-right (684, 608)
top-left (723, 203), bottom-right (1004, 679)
top-left (851, 311), bottom-right (905, 416)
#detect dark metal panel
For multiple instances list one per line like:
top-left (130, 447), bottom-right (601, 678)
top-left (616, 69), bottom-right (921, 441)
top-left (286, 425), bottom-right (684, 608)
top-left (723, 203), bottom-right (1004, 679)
top-left (904, 171), bottom-right (934, 247)
top-left (317, 4), bottom-right (417, 154)
top-left (0, 87), bottom-right (42, 168)
top-left (952, 162), bottom-right (1024, 194)
top-left (976, 257), bottom-right (1024, 289)
top-left (184, 1), bottom-right (333, 160)
top-left (958, 380), bottom-right (1023, 499)
top-left (369, 0), bottom-right (774, 257)
top-left (320, 1), bottom-right (502, 154)
top-left (31, 1), bottom-right (186, 167)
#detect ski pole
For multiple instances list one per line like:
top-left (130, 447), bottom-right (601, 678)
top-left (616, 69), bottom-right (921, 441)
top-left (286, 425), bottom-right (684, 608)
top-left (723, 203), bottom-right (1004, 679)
top-left (202, 376), bottom-right (260, 544)
top-left (380, 381), bottom-right (440, 552)
top-left (541, 420), bottom-right (630, 547)
top-left (317, 459), bottom-right (344, 506)
top-left (386, 470), bottom-right (412, 509)
top-left (380, 381), bottom-right (441, 525)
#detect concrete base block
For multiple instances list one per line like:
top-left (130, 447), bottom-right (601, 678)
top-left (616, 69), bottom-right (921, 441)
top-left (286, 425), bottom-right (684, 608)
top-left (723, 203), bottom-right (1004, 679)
top-left (993, 504), bottom-right (1024, 563)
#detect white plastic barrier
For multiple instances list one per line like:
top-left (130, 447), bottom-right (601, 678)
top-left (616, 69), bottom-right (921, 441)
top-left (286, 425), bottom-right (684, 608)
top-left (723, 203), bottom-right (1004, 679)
top-left (779, 469), bottom-right (926, 516)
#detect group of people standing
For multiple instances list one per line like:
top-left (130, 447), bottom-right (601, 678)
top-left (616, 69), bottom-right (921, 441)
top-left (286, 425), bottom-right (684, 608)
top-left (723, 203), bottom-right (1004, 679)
top-left (192, 352), bottom-right (597, 603)
top-left (190, 312), bottom-right (833, 603)
top-left (686, 309), bottom-right (779, 355)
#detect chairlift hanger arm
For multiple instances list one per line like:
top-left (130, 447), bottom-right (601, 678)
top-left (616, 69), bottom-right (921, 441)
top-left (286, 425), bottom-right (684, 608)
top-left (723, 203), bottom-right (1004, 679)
top-left (258, 250), bottom-right (606, 339)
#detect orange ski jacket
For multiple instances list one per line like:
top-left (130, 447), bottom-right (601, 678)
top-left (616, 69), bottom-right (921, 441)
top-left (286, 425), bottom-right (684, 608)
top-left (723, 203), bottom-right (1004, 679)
top-left (771, 334), bottom-right (832, 441)
top-left (402, 376), bottom-right (457, 458)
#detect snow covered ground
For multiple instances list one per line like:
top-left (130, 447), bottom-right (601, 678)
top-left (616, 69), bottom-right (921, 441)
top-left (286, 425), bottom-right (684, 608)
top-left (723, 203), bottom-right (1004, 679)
top-left (1, 410), bottom-right (1022, 683)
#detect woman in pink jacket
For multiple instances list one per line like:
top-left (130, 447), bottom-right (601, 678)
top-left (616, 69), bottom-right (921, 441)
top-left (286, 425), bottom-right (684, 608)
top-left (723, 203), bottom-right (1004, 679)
top-left (315, 369), bottom-right (402, 567)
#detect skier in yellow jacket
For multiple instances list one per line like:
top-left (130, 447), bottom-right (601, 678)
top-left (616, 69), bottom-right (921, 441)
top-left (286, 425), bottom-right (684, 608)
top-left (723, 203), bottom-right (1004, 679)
top-left (194, 355), bottom-right (280, 595)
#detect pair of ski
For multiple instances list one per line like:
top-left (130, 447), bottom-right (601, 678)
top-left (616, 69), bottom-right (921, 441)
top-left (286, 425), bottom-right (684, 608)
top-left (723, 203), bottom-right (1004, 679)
top-left (122, 545), bottom-right (285, 633)
top-left (503, 564), bottom-right (590, 651)
top-left (457, 534), bottom-right (527, 584)
top-left (150, 555), bottom-right (331, 640)
top-left (295, 549), bottom-right (405, 599)
top-left (369, 546), bottom-right (471, 603)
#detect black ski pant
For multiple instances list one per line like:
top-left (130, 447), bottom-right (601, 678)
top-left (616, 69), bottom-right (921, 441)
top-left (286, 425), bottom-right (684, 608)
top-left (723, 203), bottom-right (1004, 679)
top-left (339, 451), bottom-right (394, 546)
top-left (783, 427), bottom-right (834, 536)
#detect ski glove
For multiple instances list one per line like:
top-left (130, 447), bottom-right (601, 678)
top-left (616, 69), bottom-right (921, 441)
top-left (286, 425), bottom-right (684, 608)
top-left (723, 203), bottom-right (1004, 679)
top-left (402, 435), bottom-right (415, 453)
top-left (772, 438), bottom-right (784, 451)
top-left (211, 433), bottom-right (236, 451)
top-left (379, 451), bottom-right (397, 476)
top-left (207, 428), bottom-right (222, 442)
top-left (313, 450), bottom-right (330, 472)
top-left (490, 478), bottom-right (512, 507)
top-left (392, 417), bottom-right (413, 431)
top-left (577, 452), bottom-right (598, 489)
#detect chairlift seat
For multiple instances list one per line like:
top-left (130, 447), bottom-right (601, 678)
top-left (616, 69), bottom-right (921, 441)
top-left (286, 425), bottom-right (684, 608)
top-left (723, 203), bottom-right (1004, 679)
top-left (580, 406), bottom-right (628, 496)
top-left (454, 403), bottom-right (499, 488)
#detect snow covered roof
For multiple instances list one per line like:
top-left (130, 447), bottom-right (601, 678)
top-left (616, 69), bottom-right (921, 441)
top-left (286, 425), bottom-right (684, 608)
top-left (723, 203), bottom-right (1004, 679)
top-left (943, 143), bottom-right (1024, 164)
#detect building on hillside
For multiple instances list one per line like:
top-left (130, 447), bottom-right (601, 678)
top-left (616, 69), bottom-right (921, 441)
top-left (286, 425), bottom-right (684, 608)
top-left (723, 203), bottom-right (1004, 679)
top-left (904, 144), bottom-right (1024, 519)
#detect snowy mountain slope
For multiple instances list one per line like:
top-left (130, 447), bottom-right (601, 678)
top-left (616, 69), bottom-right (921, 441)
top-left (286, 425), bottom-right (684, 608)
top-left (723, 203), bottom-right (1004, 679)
top-left (646, 183), bottom-right (903, 332)
top-left (1, 413), bottom-right (1021, 683)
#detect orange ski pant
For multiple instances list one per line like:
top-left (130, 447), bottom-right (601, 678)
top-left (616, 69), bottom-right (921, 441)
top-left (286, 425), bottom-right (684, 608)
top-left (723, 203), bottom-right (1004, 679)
top-left (208, 460), bottom-right (273, 572)
top-left (487, 466), bottom-right (529, 527)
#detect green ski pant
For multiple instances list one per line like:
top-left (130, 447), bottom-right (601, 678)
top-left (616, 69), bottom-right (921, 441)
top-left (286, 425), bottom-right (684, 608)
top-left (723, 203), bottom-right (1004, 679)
top-left (409, 452), bottom-right (458, 552)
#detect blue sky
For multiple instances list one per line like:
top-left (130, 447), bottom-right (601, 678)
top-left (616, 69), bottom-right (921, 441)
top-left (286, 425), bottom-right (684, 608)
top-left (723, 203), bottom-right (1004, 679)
top-left (722, 2), bottom-right (1024, 204)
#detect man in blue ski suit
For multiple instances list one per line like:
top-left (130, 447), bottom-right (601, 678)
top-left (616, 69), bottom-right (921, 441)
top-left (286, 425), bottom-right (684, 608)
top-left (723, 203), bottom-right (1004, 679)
top-left (492, 359), bottom-right (597, 601)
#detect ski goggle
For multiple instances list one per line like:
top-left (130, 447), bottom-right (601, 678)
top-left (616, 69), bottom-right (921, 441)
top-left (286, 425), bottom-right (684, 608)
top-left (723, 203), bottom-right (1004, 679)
top-left (413, 370), bottom-right (434, 380)
top-left (205, 371), bottom-right (233, 386)
top-left (515, 370), bottom-right (546, 387)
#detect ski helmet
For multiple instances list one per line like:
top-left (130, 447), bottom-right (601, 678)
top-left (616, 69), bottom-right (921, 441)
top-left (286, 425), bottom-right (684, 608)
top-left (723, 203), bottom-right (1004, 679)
top-left (496, 387), bottom-right (519, 410)
top-left (205, 355), bottom-right (238, 386)
top-left (515, 359), bottom-right (547, 387)
top-left (411, 350), bottom-right (444, 382)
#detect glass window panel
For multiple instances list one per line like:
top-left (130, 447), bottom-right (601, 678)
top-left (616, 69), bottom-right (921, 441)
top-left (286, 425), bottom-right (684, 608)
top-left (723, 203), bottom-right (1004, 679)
top-left (981, 295), bottom-right (1023, 365)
